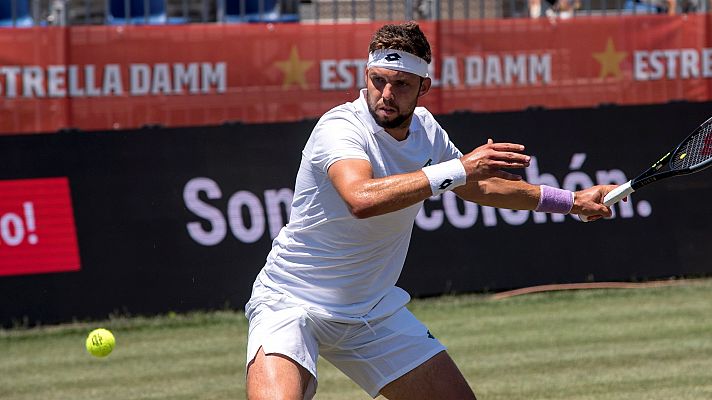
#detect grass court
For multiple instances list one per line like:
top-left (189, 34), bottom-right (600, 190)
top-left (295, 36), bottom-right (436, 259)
top-left (2, 279), bottom-right (711, 399)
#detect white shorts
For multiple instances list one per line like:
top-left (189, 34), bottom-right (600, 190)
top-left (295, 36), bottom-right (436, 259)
top-left (245, 280), bottom-right (446, 398)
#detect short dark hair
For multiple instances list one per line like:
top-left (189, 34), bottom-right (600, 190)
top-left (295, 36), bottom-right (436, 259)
top-left (368, 21), bottom-right (432, 64)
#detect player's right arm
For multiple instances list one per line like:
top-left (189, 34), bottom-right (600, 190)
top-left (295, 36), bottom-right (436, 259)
top-left (454, 139), bottom-right (613, 218)
top-left (454, 177), bottom-right (615, 219)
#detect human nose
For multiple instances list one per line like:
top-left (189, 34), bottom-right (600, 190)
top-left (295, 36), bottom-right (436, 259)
top-left (382, 83), bottom-right (394, 101)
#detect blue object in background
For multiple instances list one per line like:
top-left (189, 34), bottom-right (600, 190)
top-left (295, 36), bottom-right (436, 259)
top-left (107, 0), bottom-right (178, 25)
top-left (224, 0), bottom-right (299, 23)
top-left (0, 0), bottom-right (34, 27)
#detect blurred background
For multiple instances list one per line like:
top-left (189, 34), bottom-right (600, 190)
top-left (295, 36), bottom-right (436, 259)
top-left (3, 0), bottom-right (705, 26)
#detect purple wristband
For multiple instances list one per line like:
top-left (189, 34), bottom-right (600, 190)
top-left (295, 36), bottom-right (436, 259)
top-left (535, 185), bottom-right (574, 214)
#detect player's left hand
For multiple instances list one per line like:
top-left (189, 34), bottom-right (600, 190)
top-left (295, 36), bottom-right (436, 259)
top-left (571, 185), bottom-right (620, 221)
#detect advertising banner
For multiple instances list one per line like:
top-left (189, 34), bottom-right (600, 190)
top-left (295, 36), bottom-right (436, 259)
top-left (2, 15), bottom-right (712, 134)
top-left (1, 101), bottom-right (711, 326)
top-left (0, 177), bottom-right (80, 277)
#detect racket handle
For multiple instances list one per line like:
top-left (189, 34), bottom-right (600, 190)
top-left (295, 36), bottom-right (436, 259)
top-left (579, 180), bottom-right (635, 222)
top-left (602, 180), bottom-right (634, 205)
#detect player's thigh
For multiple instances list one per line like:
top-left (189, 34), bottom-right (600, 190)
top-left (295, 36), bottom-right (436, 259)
top-left (245, 282), bottom-right (320, 400)
top-left (247, 347), bottom-right (315, 400)
top-left (379, 350), bottom-right (477, 400)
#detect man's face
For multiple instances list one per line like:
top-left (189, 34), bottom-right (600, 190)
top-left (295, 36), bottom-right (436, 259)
top-left (365, 67), bottom-right (428, 131)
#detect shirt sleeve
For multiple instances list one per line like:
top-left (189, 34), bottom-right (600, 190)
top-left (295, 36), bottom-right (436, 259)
top-left (310, 114), bottom-right (371, 174)
top-left (425, 111), bottom-right (463, 163)
top-left (439, 128), bottom-right (463, 162)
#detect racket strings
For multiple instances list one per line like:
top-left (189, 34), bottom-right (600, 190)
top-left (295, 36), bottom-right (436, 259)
top-left (671, 123), bottom-right (712, 170)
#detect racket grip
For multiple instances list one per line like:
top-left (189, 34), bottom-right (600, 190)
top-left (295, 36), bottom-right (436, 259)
top-left (602, 180), bottom-right (634, 206)
top-left (579, 180), bottom-right (635, 222)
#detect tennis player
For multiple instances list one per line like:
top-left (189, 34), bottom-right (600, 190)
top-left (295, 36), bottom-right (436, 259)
top-left (245, 22), bottom-right (614, 400)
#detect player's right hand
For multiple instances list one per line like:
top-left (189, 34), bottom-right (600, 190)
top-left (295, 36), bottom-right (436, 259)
top-left (459, 139), bottom-right (531, 182)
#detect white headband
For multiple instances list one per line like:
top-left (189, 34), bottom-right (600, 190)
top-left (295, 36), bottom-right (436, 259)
top-left (367, 49), bottom-right (429, 78)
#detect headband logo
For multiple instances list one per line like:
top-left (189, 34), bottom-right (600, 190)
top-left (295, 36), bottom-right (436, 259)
top-left (368, 49), bottom-right (429, 78)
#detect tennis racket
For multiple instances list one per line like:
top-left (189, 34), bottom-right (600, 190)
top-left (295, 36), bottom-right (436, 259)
top-left (581, 116), bottom-right (712, 222)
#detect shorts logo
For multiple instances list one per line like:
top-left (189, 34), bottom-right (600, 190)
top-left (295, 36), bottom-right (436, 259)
top-left (427, 330), bottom-right (436, 339)
top-left (439, 179), bottom-right (453, 190)
top-left (385, 53), bottom-right (402, 62)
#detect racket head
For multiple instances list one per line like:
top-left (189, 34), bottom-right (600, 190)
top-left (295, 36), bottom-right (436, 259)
top-left (670, 116), bottom-right (712, 174)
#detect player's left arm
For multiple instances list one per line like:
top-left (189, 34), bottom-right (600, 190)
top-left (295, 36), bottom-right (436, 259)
top-left (328, 158), bottom-right (434, 219)
top-left (453, 178), bottom-right (615, 218)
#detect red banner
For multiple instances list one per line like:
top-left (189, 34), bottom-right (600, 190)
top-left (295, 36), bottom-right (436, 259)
top-left (2, 16), bottom-right (712, 134)
top-left (0, 178), bottom-right (81, 276)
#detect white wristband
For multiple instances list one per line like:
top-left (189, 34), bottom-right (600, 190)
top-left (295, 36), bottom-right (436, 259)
top-left (422, 158), bottom-right (467, 196)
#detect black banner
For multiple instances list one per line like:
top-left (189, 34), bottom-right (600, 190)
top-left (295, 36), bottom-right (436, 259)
top-left (1, 101), bottom-right (711, 326)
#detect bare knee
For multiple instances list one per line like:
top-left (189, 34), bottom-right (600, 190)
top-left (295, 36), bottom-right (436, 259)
top-left (247, 347), bottom-right (314, 400)
top-left (380, 351), bottom-right (476, 400)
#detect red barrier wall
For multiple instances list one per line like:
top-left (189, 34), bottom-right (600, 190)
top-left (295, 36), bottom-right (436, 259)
top-left (2, 16), bottom-right (712, 134)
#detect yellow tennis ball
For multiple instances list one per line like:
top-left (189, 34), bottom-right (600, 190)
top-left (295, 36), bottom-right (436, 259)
top-left (85, 328), bottom-right (115, 358)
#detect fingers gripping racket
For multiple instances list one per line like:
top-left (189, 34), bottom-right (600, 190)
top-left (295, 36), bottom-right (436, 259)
top-left (581, 116), bottom-right (712, 222)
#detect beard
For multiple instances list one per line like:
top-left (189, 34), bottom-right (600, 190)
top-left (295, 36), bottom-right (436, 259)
top-left (367, 97), bottom-right (416, 130)
top-left (369, 108), bottom-right (411, 129)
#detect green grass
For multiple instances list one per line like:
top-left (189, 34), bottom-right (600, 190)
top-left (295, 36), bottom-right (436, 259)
top-left (2, 279), bottom-right (712, 399)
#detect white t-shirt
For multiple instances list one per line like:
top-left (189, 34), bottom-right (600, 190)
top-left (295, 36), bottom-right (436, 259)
top-left (257, 89), bottom-right (462, 322)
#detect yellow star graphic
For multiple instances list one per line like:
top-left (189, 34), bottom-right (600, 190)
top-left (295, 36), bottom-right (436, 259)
top-left (274, 46), bottom-right (313, 89)
top-left (592, 38), bottom-right (627, 79)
